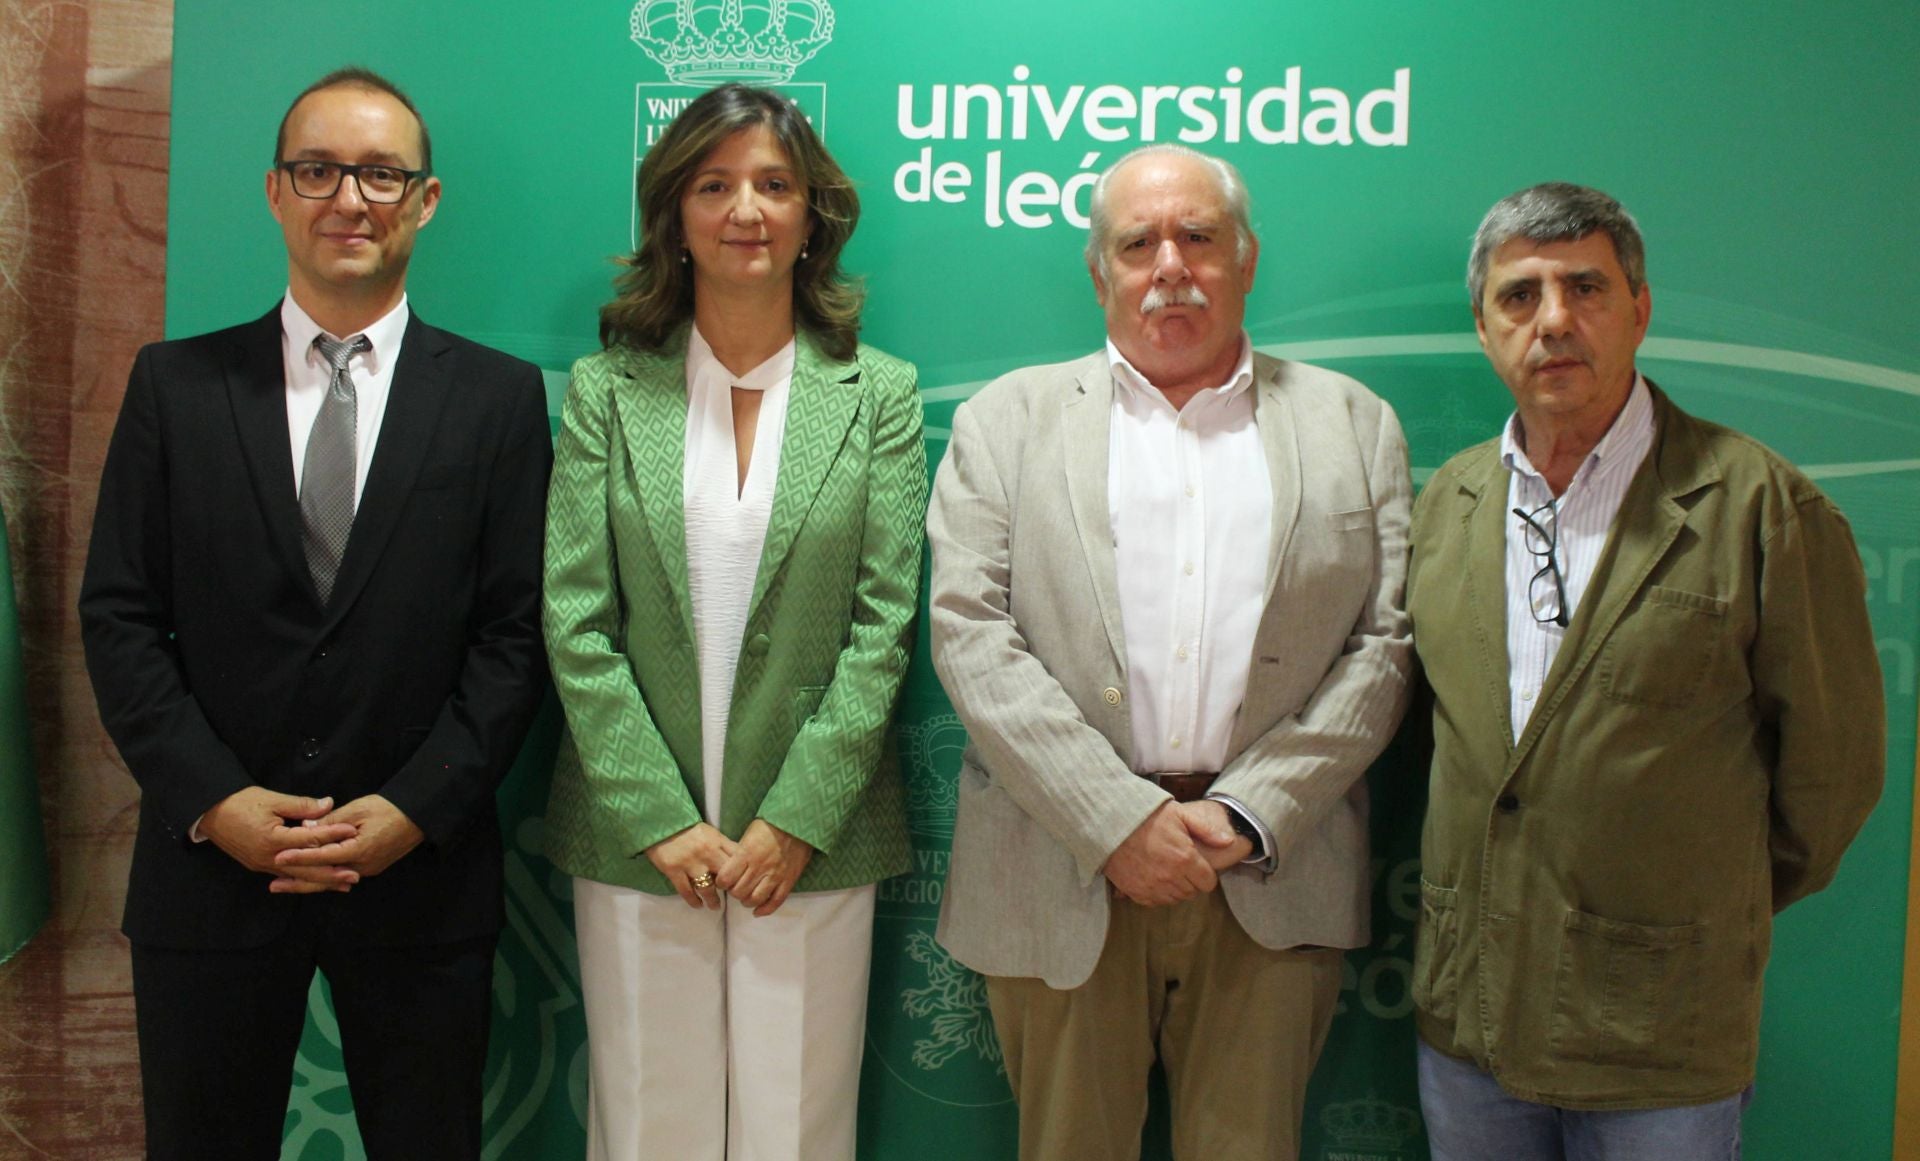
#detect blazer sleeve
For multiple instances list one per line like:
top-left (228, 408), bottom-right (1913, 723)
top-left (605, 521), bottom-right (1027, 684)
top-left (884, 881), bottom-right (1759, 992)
top-left (1753, 486), bottom-right (1885, 911)
top-left (1209, 394), bottom-right (1415, 855)
top-left (377, 360), bottom-right (554, 845)
top-left (543, 359), bottom-right (703, 855)
top-left (756, 359), bottom-right (928, 852)
top-left (78, 344), bottom-right (255, 838)
top-left (927, 393), bottom-right (1167, 884)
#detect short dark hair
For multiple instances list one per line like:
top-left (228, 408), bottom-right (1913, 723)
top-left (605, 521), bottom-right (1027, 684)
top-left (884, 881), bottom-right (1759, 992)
top-left (600, 83), bottom-right (864, 360)
top-left (1467, 182), bottom-right (1645, 306)
top-left (275, 66), bottom-right (432, 173)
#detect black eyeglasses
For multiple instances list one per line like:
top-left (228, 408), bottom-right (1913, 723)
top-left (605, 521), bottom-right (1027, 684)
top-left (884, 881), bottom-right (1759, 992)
top-left (1513, 500), bottom-right (1569, 628)
top-left (276, 160), bottom-right (429, 204)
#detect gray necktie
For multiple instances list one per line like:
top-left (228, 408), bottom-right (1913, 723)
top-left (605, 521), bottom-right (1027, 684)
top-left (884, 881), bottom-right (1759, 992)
top-left (300, 333), bottom-right (370, 604)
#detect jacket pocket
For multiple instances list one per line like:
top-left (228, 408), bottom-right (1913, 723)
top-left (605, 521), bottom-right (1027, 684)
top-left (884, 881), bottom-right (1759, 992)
top-left (1547, 909), bottom-right (1704, 1070)
top-left (1327, 505), bottom-right (1375, 532)
top-left (791, 685), bottom-right (829, 732)
top-left (1599, 586), bottom-right (1729, 709)
top-left (1412, 878), bottom-right (1461, 1024)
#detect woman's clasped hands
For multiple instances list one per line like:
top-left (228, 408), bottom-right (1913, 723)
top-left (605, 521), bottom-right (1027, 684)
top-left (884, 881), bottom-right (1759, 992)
top-left (644, 819), bottom-right (813, 917)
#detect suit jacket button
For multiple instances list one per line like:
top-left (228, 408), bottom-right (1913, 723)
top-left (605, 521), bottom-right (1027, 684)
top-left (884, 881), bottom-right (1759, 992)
top-left (1102, 687), bottom-right (1122, 706)
top-left (300, 738), bottom-right (321, 761)
top-left (747, 633), bottom-right (770, 657)
top-left (1496, 793), bottom-right (1520, 814)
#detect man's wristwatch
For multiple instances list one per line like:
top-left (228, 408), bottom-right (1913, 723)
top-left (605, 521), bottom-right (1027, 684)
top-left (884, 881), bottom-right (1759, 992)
top-left (1225, 805), bottom-right (1261, 850)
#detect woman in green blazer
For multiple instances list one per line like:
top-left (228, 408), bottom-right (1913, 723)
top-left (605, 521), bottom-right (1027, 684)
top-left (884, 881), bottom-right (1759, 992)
top-left (541, 84), bottom-right (924, 1161)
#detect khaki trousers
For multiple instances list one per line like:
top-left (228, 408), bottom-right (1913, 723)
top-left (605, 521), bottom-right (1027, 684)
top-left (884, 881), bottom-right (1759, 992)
top-left (986, 889), bottom-right (1343, 1161)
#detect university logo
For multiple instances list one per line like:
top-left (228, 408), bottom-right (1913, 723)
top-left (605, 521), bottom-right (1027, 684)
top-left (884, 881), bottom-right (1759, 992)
top-left (631, 0), bottom-right (835, 85)
top-left (628, 0), bottom-right (834, 244)
top-left (866, 710), bottom-right (1009, 1107)
top-left (1318, 1093), bottom-right (1423, 1161)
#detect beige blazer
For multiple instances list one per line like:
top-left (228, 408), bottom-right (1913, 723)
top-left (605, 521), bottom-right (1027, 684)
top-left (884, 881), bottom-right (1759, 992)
top-left (928, 349), bottom-right (1414, 987)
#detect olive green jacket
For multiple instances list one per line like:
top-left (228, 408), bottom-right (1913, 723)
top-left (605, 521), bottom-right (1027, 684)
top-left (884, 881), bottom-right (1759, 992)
top-left (541, 332), bottom-right (924, 894)
top-left (1407, 384), bottom-right (1883, 1109)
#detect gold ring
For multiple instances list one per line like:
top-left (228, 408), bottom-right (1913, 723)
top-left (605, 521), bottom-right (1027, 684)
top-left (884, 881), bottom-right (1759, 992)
top-left (690, 871), bottom-right (716, 889)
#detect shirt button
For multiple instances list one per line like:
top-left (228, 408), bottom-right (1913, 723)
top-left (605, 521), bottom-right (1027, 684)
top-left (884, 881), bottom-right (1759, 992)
top-left (1183, 562), bottom-right (1195, 576)
top-left (1521, 689), bottom-right (1534, 702)
top-left (1176, 646), bottom-right (1189, 661)
top-left (746, 633), bottom-right (770, 656)
top-left (1170, 736), bottom-right (1182, 749)
top-left (1185, 485), bottom-right (1196, 498)
top-left (1102, 687), bottom-right (1122, 706)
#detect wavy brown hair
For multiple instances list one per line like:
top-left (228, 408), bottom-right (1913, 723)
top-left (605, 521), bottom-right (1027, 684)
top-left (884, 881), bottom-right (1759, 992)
top-left (600, 84), bottom-right (863, 360)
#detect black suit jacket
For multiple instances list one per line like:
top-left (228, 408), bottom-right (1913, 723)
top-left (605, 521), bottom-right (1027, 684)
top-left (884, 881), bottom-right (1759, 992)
top-left (80, 306), bottom-right (552, 950)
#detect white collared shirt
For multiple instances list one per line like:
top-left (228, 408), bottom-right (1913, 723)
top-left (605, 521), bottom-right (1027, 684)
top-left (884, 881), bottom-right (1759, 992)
top-left (280, 292), bottom-right (410, 505)
top-left (683, 325), bottom-right (794, 823)
top-left (1106, 335), bottom-right (1273, 860)
top-left (1503, 376), bottom-right (1655, 741)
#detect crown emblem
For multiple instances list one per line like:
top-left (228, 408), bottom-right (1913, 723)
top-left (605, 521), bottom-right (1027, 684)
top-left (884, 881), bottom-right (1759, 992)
top-left (630, 0), bottom-right (835, 85)
top-left (1320, 1093), bottom-right (1422, 1152)
top-left (898, 714), bottom-right (966, 838)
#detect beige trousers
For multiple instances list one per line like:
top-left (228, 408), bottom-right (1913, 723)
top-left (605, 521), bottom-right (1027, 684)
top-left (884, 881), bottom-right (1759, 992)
top-left (573, 877), bottom-right (876, 1161)
top-left (986, 889), bottom-right (1344, 1161)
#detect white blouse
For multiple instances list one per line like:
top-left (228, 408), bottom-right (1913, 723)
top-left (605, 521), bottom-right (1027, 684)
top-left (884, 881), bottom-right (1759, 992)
top-left (682, 326), bottom-right (795, 824)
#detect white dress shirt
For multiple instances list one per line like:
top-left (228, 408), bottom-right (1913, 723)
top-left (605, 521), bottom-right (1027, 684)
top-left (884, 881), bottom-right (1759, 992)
top-left (683, 326), bottom-right (794, 824)
top-left (280, 292), bottom-right (409, 504)
top-left (1503, 376), bottom-right (1655, 741)
top-left (1106, 335), bottom-right (1274, 862)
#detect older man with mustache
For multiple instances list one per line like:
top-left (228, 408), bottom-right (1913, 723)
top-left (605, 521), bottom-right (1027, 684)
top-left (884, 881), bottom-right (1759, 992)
top-left (927, 144), bottom-right (1413, 1161)
top-left (1407, 182), bottom-right (1884, 1160)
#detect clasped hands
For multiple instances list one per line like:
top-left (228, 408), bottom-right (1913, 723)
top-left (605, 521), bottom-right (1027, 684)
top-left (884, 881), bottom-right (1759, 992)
top-left (645, 819), bottom-right (812, 917)
top-left (199, 786), bottom-right (425, 895)
top-left (1103, 800), bottom-right (1253, 907)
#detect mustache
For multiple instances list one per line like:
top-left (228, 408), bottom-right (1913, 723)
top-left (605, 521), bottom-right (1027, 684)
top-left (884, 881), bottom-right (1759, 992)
top-left (1530, 346), bottom-right (1590, 371)
top-left (1140, 284), bottom-right (1209, 314)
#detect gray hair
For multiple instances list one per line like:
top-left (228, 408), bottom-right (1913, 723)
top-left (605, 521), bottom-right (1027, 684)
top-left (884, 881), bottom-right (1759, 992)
top-left (1467, 182), bottom-right (1646, 306)
top-left (1083, 144), bottom-right (1255, 281)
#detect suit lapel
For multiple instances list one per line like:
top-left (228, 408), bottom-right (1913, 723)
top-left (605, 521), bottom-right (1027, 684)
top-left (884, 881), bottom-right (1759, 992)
top-left (322, 313), bottom-right (449, 627)
top-left (611, 342), bottom-right (695, 636)
top-left (1457, 454), bottom-right (1519, 751)
top-left (224, 308), bottom-right (311, 596)
top-left (1062, 360), bottom-right (1128, 674)
top-left (748, 336), bottom-right (862, 618)
top-left (1252, 358), bottom-right (1303, 606)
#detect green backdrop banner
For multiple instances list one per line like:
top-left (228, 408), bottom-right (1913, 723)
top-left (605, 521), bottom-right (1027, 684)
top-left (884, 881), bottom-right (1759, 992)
top-left (0, 498), bottom-right (50, 965)
top-left (164, 3), bottom-right (1920, 1158)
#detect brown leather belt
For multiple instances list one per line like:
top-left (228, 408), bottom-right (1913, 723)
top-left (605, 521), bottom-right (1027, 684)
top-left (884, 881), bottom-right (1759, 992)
top-left (1147, 773), bottom-right (1218, 803)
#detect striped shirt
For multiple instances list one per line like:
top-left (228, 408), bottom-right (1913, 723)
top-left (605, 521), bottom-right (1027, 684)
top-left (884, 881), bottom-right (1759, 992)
top-left (1502, 377), bottom-right (1654, 742)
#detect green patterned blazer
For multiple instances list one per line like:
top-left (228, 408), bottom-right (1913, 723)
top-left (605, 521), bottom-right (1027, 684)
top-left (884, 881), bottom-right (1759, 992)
top-left (542, 328), bottom-right (925, 895)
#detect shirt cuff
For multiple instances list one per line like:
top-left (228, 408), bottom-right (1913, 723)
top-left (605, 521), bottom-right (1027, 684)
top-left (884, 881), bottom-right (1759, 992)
top-left (1205, 792), bottom-right (1275, 870)
top-left (189, 814), bottom-right (208, 843)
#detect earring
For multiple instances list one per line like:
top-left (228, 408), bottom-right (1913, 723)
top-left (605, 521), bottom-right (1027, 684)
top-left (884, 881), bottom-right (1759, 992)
top-left (800, 240), bottom-right (810, 261)
top-left (680, 249), bottom-right (689, 265)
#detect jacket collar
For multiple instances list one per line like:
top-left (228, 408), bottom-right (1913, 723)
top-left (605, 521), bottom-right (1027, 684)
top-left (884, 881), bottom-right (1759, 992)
top-left (608, 326), bottom-right (864, 636)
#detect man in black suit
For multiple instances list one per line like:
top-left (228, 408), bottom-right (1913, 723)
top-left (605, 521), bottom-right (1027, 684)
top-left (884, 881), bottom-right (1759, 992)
top-left (79, 67), bottom-right (550, 1159)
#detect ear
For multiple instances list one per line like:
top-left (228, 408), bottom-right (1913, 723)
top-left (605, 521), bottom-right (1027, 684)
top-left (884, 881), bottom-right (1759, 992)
top-left (1472, 300), bottom-right (1490, 352)
top-left (416, 175), bottom-right (442, 228)
top-left (1089, 257), bottom-right (1108, 308)
top-left (266, 167), bottom-right (285, 223)
top-left (1631, 282), bottom-right (1651, 344)
top-left (1239, 232), bottom-right (1260, 292)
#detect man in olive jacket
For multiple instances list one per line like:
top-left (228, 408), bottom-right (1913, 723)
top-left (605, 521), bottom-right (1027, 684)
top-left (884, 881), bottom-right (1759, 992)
top-left (1407, 182), bottom-right (1883, 1159)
